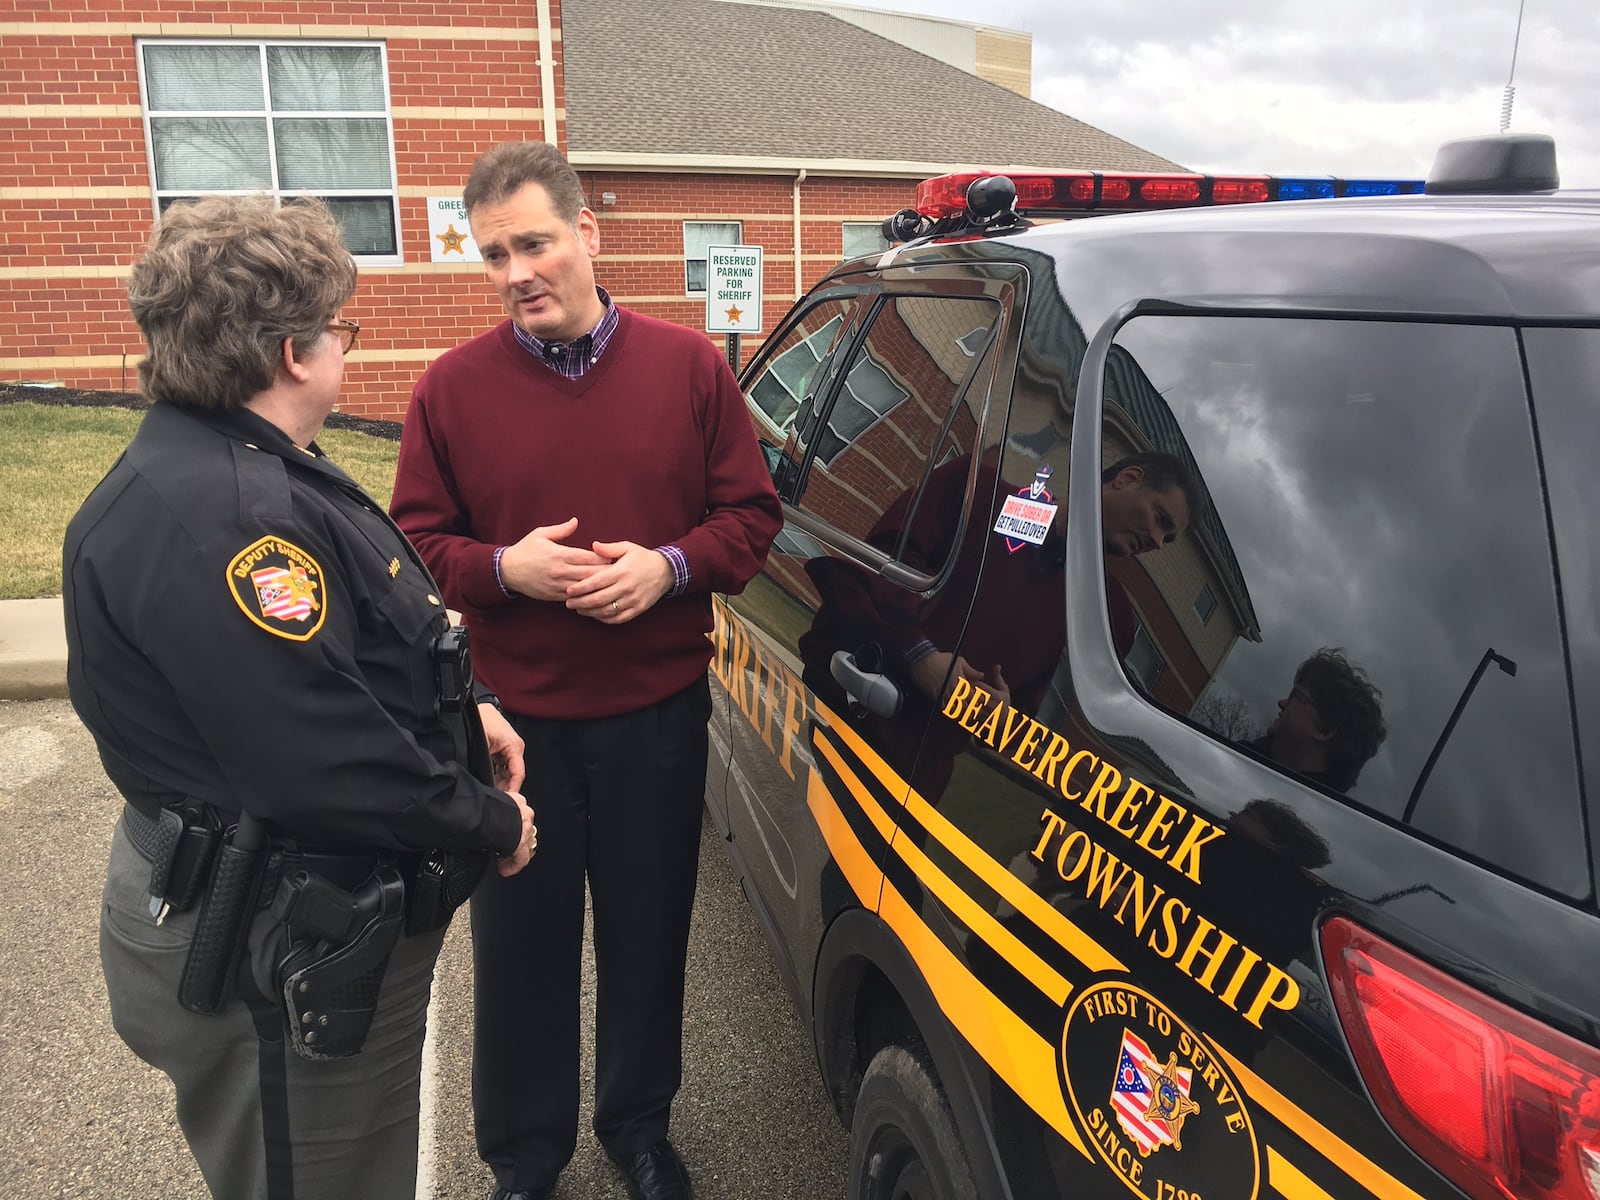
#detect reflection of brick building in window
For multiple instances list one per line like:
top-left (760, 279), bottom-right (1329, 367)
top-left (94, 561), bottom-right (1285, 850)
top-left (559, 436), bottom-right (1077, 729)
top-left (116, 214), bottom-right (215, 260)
top-left (798, 295), bottom-right (997, 545)
top-left (753, 294), bottom-right (996, 615)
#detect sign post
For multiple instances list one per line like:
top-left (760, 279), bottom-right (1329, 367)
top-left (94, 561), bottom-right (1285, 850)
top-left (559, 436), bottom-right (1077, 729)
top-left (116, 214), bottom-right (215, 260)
top-left (705, 244), bottom-right (763, 376)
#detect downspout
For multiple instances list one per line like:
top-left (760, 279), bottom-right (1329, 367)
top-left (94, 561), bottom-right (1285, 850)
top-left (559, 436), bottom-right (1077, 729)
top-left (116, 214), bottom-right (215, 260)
top-left (536, 0), bottom-right (559, 146)
top-left (793, 167), bottom-right (807, 300)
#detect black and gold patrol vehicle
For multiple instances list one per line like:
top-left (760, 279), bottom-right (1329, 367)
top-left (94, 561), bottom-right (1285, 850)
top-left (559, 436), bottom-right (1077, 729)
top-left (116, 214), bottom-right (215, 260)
top-left (705, 133), bottom-right (1600, 1200)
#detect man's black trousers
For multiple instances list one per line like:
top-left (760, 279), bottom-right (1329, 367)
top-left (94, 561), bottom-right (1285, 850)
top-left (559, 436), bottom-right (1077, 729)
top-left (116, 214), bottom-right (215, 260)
top-left (471, 677), bottom-right (712, 1193)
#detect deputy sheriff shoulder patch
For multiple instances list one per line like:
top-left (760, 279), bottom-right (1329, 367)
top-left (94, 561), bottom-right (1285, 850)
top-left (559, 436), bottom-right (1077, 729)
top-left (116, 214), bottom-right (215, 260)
top-left (226, 536), bottom-right (327, 641)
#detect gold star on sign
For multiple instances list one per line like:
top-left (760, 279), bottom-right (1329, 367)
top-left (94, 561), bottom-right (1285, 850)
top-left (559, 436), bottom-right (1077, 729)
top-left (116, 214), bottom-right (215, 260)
top-left (1140, 1053), bottom-right (1200, 1149)
top-left (724, 304), bottom-right (743, 324)
top-left (436, 223), bottom-right (467, 255)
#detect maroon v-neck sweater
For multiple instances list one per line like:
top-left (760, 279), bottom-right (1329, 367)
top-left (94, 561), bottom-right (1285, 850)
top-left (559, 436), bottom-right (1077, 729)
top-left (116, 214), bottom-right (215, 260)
top-left (392, 310), bottom-right (781, 720)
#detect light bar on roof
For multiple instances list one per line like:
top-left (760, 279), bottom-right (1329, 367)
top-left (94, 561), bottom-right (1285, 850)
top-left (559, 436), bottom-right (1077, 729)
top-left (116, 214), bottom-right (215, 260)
top-left (910, 168), bottom-right (1427, 220)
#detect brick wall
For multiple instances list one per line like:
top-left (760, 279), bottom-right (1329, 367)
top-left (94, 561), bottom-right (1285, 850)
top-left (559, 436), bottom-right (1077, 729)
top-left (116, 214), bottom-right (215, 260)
top-left (2, 0), bottom-right (920, 421)
top-left (1, 0), bottom-right (552, 417)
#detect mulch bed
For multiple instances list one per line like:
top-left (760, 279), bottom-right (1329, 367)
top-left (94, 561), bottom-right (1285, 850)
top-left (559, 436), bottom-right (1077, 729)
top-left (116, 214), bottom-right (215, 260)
top-left (0, 382), bottom-right (403, 440)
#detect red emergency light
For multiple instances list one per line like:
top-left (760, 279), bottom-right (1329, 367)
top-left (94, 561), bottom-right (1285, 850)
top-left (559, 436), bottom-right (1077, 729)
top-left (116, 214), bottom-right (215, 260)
top-left (914, 170), bottom-right (1096, 218)
top-left (913, 169), bottom-right (1292, 220)
top-left (886, 165), bottom-right (1427, 245)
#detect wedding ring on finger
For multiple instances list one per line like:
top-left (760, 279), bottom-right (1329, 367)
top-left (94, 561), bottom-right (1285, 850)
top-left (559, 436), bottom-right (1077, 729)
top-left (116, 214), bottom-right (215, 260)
top-left (610, 600), bottom-right (620, 614)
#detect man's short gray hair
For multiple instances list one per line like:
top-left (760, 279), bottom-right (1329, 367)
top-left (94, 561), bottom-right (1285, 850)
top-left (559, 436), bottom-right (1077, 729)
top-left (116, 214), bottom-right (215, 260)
top-left (463, 142), bottom-right (588, 224)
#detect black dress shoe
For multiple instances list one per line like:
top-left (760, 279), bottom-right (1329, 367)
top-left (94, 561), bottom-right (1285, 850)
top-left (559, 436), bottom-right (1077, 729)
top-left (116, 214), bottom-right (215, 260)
top-left (608, 1139), bottom-right (692, 1200)
top-left (490, 1188), bottom-right (550, 1200)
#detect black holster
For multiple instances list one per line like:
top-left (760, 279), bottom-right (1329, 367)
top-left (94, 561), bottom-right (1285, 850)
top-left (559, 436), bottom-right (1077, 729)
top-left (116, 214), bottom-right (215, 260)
top-left (178, 813), bottom-right (269, 1014)
top-left (273, 865), bottom-right (406, 1060)
top-left (405, 846), bottom-right (490, 936)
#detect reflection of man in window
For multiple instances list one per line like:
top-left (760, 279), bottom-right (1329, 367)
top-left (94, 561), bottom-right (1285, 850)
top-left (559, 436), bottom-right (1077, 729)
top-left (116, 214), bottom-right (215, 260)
top-left (800, 450), bottom-right (1197, 797)
top-left (898, 451), bottom-right (1197, 712)
top-left (1248, 648), bottom-right (1387, 791)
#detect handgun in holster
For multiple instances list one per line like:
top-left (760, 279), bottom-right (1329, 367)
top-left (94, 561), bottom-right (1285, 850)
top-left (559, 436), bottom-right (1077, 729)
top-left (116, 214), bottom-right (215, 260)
top-left (271, 865), bottom-right (407, 1060)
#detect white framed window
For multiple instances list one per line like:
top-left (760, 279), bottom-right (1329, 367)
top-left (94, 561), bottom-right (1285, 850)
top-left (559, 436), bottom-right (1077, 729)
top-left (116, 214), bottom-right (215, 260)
top-left (749, 312), bottom-right (846, 430)
top-left (955, 325), bottom-right (991, 358)
top-left (816, 352), bottom-right (908, 465)
top-left (841, 221), bottom-right (890, 260)
top-left (684, 221), bottom-right (741, 294)
top-left (137, 40), bottom-right (402, 261)
top-left (1193, 584), bottom-right (1217, 623)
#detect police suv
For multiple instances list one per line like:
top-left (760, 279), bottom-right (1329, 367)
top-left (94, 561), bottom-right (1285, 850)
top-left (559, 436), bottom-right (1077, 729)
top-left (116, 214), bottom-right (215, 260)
top-left (705, 133), bottom-right (1600, 1200)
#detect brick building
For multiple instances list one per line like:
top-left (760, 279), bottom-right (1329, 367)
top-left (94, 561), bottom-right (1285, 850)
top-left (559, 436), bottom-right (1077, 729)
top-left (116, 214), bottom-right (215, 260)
top-left (1, 0), bottom-right (1179, 420)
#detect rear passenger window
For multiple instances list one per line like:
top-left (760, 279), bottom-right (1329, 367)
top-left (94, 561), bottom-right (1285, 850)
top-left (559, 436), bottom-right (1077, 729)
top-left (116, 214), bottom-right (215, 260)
top-left (793, 294), bottom-right (1000, 559)
top-left (1098, 315), bottom-right (1585, 897)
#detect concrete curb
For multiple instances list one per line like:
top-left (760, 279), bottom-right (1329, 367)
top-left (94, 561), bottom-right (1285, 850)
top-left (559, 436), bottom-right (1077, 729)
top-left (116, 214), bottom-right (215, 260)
top-left (0, 597), bottom-right (68, 700)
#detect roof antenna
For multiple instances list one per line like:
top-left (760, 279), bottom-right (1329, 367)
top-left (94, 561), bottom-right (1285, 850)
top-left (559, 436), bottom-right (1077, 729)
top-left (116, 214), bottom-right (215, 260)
top-left (1500, 0), bottom-right (1527, 132)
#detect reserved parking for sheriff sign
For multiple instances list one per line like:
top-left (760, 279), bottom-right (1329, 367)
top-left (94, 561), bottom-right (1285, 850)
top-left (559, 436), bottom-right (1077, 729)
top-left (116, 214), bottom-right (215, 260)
top-left (706, 245), bottom-right (763, 334)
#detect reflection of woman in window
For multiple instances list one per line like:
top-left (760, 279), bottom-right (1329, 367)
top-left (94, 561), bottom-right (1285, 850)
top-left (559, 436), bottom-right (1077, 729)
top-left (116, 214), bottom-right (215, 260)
top-left (1246, 648), bottom-right (1387, 792)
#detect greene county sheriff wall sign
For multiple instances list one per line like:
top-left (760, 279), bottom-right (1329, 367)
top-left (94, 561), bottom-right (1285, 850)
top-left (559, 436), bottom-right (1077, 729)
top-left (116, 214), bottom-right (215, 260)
top-left (1060, 980), bottom-right (1260, 1200)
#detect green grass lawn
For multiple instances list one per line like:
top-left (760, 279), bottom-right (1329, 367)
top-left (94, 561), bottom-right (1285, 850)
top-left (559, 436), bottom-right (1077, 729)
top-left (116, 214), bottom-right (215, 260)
top-left (0, 402), bottom-right (400, 600)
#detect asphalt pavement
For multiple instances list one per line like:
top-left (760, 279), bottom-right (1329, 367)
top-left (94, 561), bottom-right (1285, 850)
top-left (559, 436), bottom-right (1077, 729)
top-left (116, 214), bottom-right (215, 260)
top-left (0, 688), bottom-right (849, 1198)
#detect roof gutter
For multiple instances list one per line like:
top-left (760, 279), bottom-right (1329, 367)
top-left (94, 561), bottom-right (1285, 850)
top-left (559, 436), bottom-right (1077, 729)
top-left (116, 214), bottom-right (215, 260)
top-left (566, 151), bottom-right (1046, 178)
top-left (793, 167), bottom-right (807, 298)
top-left (536, 0), bottom-right (558, 146)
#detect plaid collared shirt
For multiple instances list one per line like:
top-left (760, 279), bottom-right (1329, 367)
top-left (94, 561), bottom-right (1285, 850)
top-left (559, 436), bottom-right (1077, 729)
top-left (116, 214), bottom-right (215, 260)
top-left (511, 286), bottom-right (619, 380)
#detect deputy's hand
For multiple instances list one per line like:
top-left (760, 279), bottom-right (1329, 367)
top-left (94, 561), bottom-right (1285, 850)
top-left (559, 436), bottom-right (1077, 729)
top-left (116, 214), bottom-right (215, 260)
top-left (498, 790), bottom-right (537, 877)
top-left (497, 517), bottom-right (608, 601)
top-left (564, 540), bottom-right (675, 624)
top-left (478, 702), bottom-right (525, 793)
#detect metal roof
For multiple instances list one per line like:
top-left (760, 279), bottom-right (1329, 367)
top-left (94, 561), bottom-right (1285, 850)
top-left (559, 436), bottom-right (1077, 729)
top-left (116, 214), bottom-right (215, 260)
top-left (561, 0), bottom-right (1185, 172)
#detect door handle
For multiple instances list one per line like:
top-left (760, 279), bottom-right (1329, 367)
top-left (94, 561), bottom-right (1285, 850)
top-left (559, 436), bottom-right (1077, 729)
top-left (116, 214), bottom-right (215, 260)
top-left (830, 650), bottom-right (902, 719)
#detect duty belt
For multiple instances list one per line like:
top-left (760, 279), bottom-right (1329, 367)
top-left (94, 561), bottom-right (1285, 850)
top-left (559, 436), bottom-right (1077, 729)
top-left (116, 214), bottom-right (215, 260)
top-left (119, 803), bottom-right (481, 935)
top-left (121, 802), bottom-right (384, 921)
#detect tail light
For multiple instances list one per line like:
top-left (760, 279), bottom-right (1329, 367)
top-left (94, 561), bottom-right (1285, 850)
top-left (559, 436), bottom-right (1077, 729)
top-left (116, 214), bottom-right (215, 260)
top-left (1322, 916), bottom-right (1600, 1200)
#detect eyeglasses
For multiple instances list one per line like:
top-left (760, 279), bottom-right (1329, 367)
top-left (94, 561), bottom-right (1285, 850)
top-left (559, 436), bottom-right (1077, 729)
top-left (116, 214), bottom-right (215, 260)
top-left (327, 318), bottom-right (361, 354)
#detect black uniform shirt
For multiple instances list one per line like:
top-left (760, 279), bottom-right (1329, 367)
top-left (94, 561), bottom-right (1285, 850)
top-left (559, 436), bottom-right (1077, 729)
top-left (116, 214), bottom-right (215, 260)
top-left (63, 400), bottom-right (521, 854)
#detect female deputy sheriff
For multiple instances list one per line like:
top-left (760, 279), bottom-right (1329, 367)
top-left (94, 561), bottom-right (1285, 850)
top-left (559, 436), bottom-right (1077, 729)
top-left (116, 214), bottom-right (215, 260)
top-left (63, 195), bottom-right (536, 1200)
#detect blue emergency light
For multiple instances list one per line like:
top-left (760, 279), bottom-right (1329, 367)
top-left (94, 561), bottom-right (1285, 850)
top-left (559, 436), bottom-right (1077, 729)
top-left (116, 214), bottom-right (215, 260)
top-left (1272, 177), bottom-right (1337, 201)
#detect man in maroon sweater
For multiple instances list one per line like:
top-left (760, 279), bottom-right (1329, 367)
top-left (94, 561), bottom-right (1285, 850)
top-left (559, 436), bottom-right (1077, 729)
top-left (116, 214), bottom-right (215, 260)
top-left (390, 142), bottom-right (781, 1200)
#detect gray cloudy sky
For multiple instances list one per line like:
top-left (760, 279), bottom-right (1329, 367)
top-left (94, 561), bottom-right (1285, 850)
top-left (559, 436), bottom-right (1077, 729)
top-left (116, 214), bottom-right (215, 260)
top-left (865, 0), bottom-right (1599, 187)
